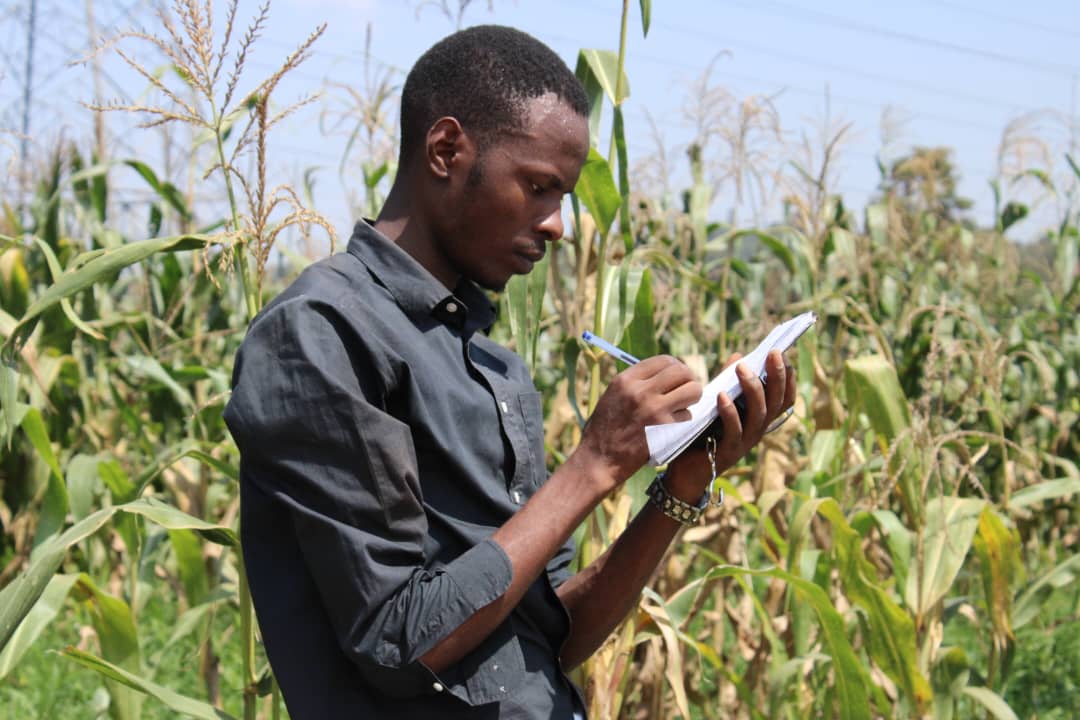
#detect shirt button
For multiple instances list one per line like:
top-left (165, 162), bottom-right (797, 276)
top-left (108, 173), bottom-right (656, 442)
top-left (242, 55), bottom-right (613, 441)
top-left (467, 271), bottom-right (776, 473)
top-left (499, 686), bottom-right (506, 693)
top-left (446, 302), bottom-right (458, 313)
top-left (512, 490), bottom-right (522, 504)
top-left (432, 682), bottom-right (444, 692)
top-left (499, 400), bottom-right (509, 413)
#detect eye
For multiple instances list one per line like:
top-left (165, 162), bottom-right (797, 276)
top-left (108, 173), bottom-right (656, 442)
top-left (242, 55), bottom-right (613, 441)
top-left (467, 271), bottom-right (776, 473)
top-left (529, 182), bottom-right (545, 196)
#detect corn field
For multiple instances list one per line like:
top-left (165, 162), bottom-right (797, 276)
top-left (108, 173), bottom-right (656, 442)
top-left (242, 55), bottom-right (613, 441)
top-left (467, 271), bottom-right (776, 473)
top-left (1, 1), bottom-right (1078, 719)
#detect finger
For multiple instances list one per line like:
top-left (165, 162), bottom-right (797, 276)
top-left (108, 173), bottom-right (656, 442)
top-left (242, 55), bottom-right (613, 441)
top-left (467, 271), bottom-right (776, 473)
top-left (783, 360), bottom-right (797, 411)
top-left (630, 354), bottom-right (695, 388)
top-left (662, 379), bottom-right (704, 417)
top-left (721, 352), bottom-right (743, 371)
top-left (652, 371), bottom-right (704, 424)
top-left (715, 392), bottom-right (743, 448)
top-left (763, 350), bottom-right (787, 418)
top-left (737, 362), bottom-right (767, 435)
top-left (640, 358), bottom-right (706, 416)
top-left (627, 354), bottom-right (685, 381)
top-left (632, 361), bottom-right (702, 424)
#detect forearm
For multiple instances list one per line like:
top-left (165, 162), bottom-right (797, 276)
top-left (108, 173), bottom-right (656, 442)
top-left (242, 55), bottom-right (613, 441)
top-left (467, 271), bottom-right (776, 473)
top-left (555, 454), bottom-right (715, 669)
top-left (555, 495), bottom-right (686, 669)
top-left (421, 450), bottom-right (610, 672)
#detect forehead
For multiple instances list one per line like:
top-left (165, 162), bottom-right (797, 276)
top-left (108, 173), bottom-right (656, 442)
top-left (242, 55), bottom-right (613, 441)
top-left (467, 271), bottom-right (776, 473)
top-left (498, 93), bottom-right (590, 165)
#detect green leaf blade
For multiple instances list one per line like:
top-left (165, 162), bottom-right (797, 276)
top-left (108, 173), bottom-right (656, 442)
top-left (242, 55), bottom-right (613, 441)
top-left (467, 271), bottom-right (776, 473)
top-left (574, 148), bottom-right (621, 240)
top-left (0, 507), bottom-right (116, 654)
top-left (120, 497), bottom-right (238, 547)
top-left (704, 565), bottom-right (872, 720)
top-left (61, 647), bottom-right (236, 720)
top-left (3, 233), bottom-right (214, 363)
top-left (0, 573), bottom-right (79, 680)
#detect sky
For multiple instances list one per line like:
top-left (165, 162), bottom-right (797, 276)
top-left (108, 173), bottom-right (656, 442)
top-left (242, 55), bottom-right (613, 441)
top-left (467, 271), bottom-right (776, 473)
top-left (3, 0), bottom-right (1079, 244)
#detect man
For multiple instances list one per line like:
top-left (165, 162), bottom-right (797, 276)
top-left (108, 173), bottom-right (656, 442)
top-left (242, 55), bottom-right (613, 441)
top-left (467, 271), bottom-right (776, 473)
top-left (224, 25), bottom-right (794, 719)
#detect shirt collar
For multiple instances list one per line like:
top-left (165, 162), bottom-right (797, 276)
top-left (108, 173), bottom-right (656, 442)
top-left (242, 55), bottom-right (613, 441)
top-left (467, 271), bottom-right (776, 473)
top-left (346, 220), bottom-right (496, 333)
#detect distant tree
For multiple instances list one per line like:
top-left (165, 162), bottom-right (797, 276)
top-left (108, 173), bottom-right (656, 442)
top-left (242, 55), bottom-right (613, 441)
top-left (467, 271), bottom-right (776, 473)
top-left (877, 146), bottom-right (974, 229)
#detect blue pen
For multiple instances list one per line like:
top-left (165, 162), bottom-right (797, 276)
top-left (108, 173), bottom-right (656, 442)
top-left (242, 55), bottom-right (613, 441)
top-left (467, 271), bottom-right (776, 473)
top-left (581, 331), bottom-right (640, 365)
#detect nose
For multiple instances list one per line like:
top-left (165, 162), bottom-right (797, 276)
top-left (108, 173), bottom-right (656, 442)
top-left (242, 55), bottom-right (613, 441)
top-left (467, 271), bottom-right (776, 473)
top-left (534, 200), bottom-right (564, 242)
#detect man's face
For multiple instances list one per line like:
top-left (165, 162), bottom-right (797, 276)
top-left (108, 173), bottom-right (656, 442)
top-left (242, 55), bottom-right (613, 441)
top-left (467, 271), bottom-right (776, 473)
top-left (436, 94), bottom-right (590, 292)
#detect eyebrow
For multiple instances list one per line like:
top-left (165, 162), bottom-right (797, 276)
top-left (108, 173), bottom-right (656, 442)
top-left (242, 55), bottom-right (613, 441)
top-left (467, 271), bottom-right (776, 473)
top-left (519, 158), bottom-right (568, 192)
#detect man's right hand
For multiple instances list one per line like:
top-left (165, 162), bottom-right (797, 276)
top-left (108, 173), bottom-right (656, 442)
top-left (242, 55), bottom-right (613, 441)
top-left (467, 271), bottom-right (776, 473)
top-left (572, 356), bottom-right (703, 493)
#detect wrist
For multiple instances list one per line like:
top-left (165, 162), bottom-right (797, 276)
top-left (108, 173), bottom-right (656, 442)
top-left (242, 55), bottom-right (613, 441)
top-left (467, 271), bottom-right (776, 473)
top-left (563, 447), bottom-right (620, 501)
top-left (646, 472), bottom-right (708, 525)
top-left (662, 460), bottom-right (710, 503)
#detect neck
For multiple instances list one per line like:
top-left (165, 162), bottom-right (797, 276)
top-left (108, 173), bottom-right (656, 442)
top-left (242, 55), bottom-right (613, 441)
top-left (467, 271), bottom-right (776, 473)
top-left (373, 182), bottom-right (410, 244)
top-left (375, 179), bottom-right (459, 291)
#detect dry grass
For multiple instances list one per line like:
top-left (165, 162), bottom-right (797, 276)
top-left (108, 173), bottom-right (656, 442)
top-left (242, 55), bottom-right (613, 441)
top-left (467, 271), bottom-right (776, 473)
top-left (682, 57), bottom-right (787, 226)
top-left (83, 0), bottom-right (335, 297)
top-left (318, 23), bottom-right (401, 218)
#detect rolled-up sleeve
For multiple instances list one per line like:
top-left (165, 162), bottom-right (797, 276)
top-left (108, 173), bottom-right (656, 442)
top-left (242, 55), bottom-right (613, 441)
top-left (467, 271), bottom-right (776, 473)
top-left (225, 295), bottom-right (515, 703)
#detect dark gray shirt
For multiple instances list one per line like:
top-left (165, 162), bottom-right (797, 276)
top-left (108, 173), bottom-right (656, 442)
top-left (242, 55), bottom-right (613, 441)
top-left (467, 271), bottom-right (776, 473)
top-left (224, 221), bottom-right (582, 719)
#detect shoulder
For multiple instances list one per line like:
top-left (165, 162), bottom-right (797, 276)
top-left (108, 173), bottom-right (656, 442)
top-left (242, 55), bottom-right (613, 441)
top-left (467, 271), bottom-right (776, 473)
top-left (226, 254), bottom-right (403, 420)
top-left (239, 251), bottom-right (406, 356)
top-left (255, 252), bottom-right (385, 324)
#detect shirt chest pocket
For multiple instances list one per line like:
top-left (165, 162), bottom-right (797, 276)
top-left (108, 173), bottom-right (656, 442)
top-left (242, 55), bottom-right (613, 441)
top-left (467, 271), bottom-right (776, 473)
top-left (516, 391), bottom-right (547, 493)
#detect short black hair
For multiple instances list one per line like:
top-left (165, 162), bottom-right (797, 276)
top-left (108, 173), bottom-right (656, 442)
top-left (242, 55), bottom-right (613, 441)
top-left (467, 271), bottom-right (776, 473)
top-left (398, 25), bottom-right (589, 165)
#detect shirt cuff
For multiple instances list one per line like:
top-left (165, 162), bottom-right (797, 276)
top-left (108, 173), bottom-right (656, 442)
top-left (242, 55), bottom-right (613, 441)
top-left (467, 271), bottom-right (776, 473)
top-left (370, 539), bottom-right (518, 705)
top-left (448, 538), bottom-right (513, 610)
top-left (412, 538), bottom-right (513, 647)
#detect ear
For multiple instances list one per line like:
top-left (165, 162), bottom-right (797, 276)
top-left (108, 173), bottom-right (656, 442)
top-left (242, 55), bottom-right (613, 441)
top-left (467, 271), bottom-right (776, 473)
top-left (425, 116), bottom-right (475, 181)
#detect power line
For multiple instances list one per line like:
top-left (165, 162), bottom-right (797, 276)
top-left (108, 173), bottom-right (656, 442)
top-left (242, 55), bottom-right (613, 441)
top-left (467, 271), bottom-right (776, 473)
top-left (622, 105), bottom-right (1001, 181)
top-left (536, 28), bottom-right (1010, 138)
top-left (544, 0), bottom-right (1071, 131)
top-left (643, 19), bottom-right (1050, 117)
top-left (0, 42), bottom-right (22, 80)
top-left (254, 23), bottom-right (1021, 180)
top-left (4, 5), bottom-right (1063, 206)
top-left (258, 35), bottom-right (408, 76)
top-left (728, 0), bottom-right (1080, 79)
top-left (9, 0), bottom-right (149, 118)
top-left (45, 0), bottom-right (89, 30)
top-left (255, 0), bottom-right (1071, 145)
top-left (284, 16), bottom-right (1000, 147)
top-left (915, 0), bottom-right (1080, 42)
top-left (34, 16), bottom-right (1029, 155)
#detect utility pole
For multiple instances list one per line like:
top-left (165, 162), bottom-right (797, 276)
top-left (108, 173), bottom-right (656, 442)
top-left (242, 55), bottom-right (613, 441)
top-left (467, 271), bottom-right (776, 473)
top-left (19, 0), bottom-right (38, 176)
top-left (86, 0), bottom-right (107, 164)
top-left (1070, 73), bottom-right (1077, 164)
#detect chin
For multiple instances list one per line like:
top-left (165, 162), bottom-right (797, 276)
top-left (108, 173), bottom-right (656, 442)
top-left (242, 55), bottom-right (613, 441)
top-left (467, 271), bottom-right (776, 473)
top-left (469, 266), bottom-right (516, 293)
top-left (479, 277), bottom-right (509, 293)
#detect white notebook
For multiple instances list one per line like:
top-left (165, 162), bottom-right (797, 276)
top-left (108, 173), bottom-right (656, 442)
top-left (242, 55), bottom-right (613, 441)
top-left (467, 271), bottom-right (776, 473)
top-left (644, 311), bottom-right (817, 466)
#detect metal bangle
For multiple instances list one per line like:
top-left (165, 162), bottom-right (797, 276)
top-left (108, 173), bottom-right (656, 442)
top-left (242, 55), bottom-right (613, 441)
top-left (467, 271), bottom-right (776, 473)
top-left (646, 472), bottom-right (708, 525)
top-left (765, 406), bottom-right (795, 434)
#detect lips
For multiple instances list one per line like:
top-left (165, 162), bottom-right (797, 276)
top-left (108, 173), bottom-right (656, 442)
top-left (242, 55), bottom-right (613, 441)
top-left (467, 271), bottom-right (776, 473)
top-left (516, 241), bottom-right (546, 263)
top-left (517, 250), bottom-right (545, 265)
top-left (508, 242), bottom-right (542, 275)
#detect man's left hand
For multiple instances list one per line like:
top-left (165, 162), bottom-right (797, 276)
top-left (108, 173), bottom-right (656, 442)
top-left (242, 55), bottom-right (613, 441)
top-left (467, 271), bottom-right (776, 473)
top-left (663, 349), bottom-right (795, 499)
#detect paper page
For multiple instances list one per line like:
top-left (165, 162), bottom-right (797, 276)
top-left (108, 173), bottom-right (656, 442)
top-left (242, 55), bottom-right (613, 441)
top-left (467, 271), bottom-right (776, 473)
top-left (644, 311), bottom-right (817, 466)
